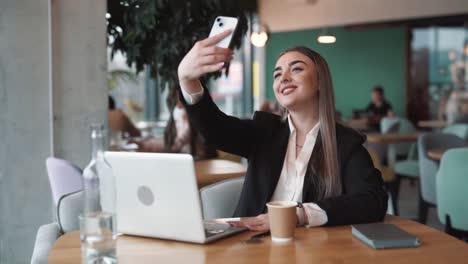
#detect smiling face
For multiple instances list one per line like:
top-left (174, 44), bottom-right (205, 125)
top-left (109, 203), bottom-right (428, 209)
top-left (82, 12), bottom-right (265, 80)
top-left (273, 51), bottom-right (319, 112)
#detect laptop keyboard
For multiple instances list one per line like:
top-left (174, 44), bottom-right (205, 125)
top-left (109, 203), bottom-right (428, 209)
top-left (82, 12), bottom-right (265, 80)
top-left (204, 222), bottom-right (231, 238)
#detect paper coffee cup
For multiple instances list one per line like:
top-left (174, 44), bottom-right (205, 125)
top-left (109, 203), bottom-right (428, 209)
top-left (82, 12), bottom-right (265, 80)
top-left (267, 201), bottom-right (297, 242)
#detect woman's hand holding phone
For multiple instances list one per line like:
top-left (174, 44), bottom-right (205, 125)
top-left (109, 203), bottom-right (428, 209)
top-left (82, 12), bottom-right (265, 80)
top-left (177, 30), bottom-right (234, 94)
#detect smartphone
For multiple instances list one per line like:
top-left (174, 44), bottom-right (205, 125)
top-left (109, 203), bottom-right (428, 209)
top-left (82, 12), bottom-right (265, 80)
top-left (208, 16), bottom-right (239, 49)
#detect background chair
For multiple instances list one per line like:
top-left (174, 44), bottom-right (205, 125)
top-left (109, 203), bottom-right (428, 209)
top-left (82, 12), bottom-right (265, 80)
top-left (418, 133), bottom-right (466, 223)
top-left (393, 142), bottom-right (420, 215)
top-left (379, 117), bottom-right (418, 216)
top-left (46, 157), bottom-right (83, 205)
top-left (31, 191), bottom-right (83, 264)
top-left (200, 177), bottom-right (244, 219)
top-left (436, 148), bottom-right (468, 240)
top-left (381, 117), bottom-right (416, 159)
top-left (442, 124), bottom-right (468, 141)
top-left (366, 117), bottom-right (400, 165)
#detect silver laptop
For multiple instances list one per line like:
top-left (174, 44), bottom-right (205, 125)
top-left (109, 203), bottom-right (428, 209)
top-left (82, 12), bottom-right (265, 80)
top-left (105, 151), bottom-right (246, 243)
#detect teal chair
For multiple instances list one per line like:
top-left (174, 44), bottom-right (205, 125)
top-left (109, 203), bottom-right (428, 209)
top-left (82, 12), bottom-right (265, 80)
top-left (418, 133), bottom-right (465, 224)
top-left (366, 117), bottom-right (400, 166)
top-left (381, 117), bottom-right (416, 158)
top-left (436, 148), bottom-right (468, 240)
top-left (442, 124), bottom-right (468, 141)
top-left (381, 117), bottom-right (419, 215)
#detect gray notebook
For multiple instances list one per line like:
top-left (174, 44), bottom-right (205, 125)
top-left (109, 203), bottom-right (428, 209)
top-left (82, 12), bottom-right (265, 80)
top-left (352, 223), bottom-right (421, 249)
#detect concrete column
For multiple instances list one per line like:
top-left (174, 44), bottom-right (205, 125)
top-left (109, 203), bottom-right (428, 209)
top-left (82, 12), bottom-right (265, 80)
top-left (0, 0), bottom-right (107, 262)
top-left (51, 0), bottom-right (107, 167)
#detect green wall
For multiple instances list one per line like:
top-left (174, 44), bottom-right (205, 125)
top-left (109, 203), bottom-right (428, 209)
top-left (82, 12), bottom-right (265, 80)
top-left (265, 27), bottom-right (406, 118)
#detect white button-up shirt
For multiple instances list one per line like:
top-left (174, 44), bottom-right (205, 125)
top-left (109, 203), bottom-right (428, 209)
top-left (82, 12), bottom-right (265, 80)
top-left (270, 117), bottom-right (327, 227)
top-left (181, 85), bottom-right (328, 227)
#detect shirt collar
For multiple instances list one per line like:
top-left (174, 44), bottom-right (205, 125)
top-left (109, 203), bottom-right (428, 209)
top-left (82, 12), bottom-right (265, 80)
top-left (287, 114), bottom-right (320, 138)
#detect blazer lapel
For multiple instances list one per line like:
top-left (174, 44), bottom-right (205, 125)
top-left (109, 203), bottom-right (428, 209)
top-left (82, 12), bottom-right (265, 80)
top-left (302, 131), bottom-right (323, 202)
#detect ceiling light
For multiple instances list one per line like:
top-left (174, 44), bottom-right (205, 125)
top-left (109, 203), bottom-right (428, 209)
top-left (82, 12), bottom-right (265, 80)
top-left (250, 23), bottom-right (269, 47)
top-left (251, 31), bottom-right (268, 47)
top-left (317, 28), bottom-right (336, 44)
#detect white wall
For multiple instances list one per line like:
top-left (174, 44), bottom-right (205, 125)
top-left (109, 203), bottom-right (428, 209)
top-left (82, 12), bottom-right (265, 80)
top-left (259, 0), bottom-right (468, 32)
top-left (0, 0), bottom-right (107, 262)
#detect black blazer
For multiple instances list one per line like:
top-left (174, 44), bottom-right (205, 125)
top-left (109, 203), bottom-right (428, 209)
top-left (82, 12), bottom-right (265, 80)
top-left (181, 88), bottom-right (387, 226)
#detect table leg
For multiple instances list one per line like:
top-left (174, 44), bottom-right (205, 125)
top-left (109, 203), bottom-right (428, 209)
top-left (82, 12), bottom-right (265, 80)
top-left (388, 144), bottom-right (397, 168)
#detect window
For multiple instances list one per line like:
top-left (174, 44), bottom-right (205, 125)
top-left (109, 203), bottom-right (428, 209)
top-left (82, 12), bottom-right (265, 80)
top-left (108, 35), bottom-right (254, 136)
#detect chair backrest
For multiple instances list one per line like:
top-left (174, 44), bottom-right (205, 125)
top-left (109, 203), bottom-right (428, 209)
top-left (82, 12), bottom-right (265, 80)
top-left (380, 118), bottom-right (400, 134)
top-left (436, 148), bottom-right (468, 231)
top-left (381, 117), bottom-right (416, 157)
top-left (200, 177), bottom-right (244, 220)
top-left (442, 124), bottom-right (468, 141)
top-left (418, 133), bottom-right (466, 204)
top-left (365, 118), bottom-right (399, 163)
top-left (46, 157), bottom-right (83, 205)
top-left (57, 190), bottom-right (83, 233)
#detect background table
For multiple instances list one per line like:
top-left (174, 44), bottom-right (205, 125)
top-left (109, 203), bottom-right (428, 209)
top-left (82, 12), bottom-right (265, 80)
top-left (347, 118), bottom-right (371, 131)
top-left (417, 120), bottom-right (447, 129)
top-left (366, 132), bottom-right (419, 167)
top-left (427, 147), bottom-right (468, 161)
top-left (49, 216), bottom-right (468, 263)
top-left (427, 148), bottom-right (448, 161)
top-left (194, 159), bottom-right (247, 188)
top-left (366, 132), bottom-right (419, 144)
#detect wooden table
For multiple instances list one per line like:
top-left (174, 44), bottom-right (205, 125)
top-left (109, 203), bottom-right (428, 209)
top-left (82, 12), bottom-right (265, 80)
top-left (427, 148), bottom-right (448, 161)
top-left (49, 216), bottom-right (468, 263)
top-left (427, 147), bottom-right (468, 161)
top-left (417, 120), bottom-right (448, 129)
top-left (366, 132), bottom-right (419, 144)
top-left (347, 118), bottom-right (371, 131)
top-left (194, 159), bottom-right (247, 188)
top-left (366, 132), bottom-right (419, 167)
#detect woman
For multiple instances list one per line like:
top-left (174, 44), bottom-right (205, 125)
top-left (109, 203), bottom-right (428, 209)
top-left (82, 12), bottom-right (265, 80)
top-left (178, 30), bottom-right (387, 230)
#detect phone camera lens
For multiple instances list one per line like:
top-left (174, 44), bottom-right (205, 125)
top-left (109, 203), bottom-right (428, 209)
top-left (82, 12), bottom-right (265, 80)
top-left (216, 18), bottom-right (221, 22)
top-left (219, 22), bottom-right (224, 27)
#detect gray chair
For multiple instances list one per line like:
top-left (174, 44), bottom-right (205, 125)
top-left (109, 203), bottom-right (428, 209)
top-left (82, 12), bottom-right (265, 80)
top-left (200, 177), bottom-right (244, 219)
top-left (442, 124), bottom-right (468, 141)
top-left (417, 133), bottom-right (465, 224)
top-left (366, 117), bottom-right (400, 165)
top-left (31, 191), bottom-right (83, 264)
top-left (381, 117), bottom-right (416, 158)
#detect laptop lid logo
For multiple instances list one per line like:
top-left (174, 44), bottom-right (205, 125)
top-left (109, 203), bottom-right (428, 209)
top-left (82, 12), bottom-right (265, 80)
top-left (137, 186), bottom-right (155, 206)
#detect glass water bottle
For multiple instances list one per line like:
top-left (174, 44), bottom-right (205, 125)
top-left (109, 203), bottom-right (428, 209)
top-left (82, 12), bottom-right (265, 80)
top-left (81, 123), bottom-right (117, 264)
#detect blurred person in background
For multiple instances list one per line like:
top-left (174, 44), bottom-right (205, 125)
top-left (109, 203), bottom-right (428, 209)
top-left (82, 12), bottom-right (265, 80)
top-left (108, 95), bottom-right (141, 138)
top-left (365, 86), bottom-right (394, 130)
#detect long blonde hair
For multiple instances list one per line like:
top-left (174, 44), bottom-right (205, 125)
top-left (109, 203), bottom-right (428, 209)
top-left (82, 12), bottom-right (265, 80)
top-left (278, 47), bottom-right (341, 198)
